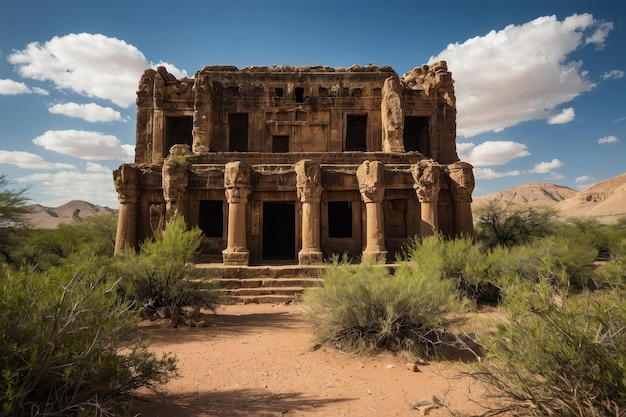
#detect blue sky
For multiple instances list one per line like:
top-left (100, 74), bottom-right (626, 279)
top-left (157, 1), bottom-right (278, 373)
top-left (0, 0), bottom-right (624, 208)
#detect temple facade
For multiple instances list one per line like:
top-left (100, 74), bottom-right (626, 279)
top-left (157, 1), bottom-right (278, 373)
top-left (113, 62), bottom-right (475, 265)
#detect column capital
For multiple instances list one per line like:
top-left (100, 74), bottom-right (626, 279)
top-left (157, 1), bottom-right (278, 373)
top-left (162, 160), bottom-right (188, 203)
top-left (113, 165), bottom-right (139, 204)
top-left (224, 186), bottom-right (251, 204)
top-left (357, 160), bottom-right (386, 203)
top-left (295, 159), bottom-right (323, 203)
top-left (411, 160), bottom-right (441, 203)
top-left (448, 161), bottom-right (475, 203)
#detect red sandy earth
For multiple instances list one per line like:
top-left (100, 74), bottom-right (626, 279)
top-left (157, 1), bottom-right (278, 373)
top-left (133, 303), bottom-right (500, 417)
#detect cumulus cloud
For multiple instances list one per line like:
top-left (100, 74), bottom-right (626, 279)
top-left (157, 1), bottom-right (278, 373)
top-left (85, 162), bottom-right (113, 173)
top-left (575, 175), bottom-right (593, 183)
top-left (0, 150), bottom-right (75, 170)
top-left (598, 135), bottom-right (619, 144)
top-left (430, 14), bottom-right (611, 137)
top-left (48, 102), bottom-right (124, 122)
top-left (547, 107), bottom-right (575, 125)
top-left (457, 140), bottom-right (530, 167)
top-left (32, 130), bottom-right (134, 161)
top-left (473, 167), bottom-right (522, 180)
top-left (529, 159), bottom-right (563, 174)
top-left (0, 79), bottom-right (48, 95)
top-left (602, 70), bottom-right (625, 80)
top-left (8, 33), bottom-right (187, 107)
top-left (18, 171), bottom-right (118, 208)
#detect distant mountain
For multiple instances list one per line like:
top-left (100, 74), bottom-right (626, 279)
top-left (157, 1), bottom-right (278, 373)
top-left (472, 172), bottom-right (626, 224)
top-left (21, 200), bottom-right (117, 229)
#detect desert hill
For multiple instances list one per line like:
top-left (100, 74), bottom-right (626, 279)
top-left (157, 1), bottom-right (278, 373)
top-left (472, 172), bottom-right (626, 224)
top-left (22, 200), bottom-right (117, 229)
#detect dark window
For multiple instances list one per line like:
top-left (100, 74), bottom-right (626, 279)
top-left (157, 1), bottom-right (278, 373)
top-left (226, 86), bottom-right (240, 97)
top-left (403, 116), bottom-right (429, 154)
top-left (272, 136), bottom-right (289, 153)
top-left (328, 201), bottom-right (352, 238)
top-left (228, 113), bottom-right (248, 152)
top-left (164, 116), bottom-right (193, 156)
top-left (275, 88), bottom-right (284, 97)
top-left (318, 87), bottom-right (329, 97)
top-left (345, 114), bottom-right (367, 151)
top-left (199, 200), bottom-right (223, 238)
top-left (295, 87), bottom-right (304, 103)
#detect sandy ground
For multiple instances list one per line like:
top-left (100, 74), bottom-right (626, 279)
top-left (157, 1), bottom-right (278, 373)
top-left (132, 303), bottom-right (494, 417)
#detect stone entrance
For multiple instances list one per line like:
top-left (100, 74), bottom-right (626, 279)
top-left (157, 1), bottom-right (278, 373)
top-left (262, 201), bottom-right (296, 262)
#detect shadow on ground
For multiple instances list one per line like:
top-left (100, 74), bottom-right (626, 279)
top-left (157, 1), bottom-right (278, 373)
top-left (134, 388), bottom-right (353, 417)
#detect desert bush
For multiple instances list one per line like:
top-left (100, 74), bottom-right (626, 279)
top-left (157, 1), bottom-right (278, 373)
top-left (0, 256), bottom-right (177, 417)
top-left (117, 212), bottom-right (219, 316)
top-left (303, 254), bottom-right (472, 358)
top-left (472, 278), bottom-right (626, 417)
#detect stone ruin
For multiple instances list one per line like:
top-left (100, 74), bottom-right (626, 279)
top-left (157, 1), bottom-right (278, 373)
top-left (113, 62), bottom-right (475, 265)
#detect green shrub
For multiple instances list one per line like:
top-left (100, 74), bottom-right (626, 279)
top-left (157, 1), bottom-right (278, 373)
top-left (303, 254), bottom-right (471, 358)
top-left (117, 212), bottom-right (219, 316)
top-left (473, 278), bottom-right (626, 416)
top-left (0, 257), bottom-right (177, 417)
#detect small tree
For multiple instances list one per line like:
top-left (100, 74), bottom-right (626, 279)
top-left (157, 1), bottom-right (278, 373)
top-left (118, 212), bottom-right (219, 317)
top-left (0, 175), bottom-right (30, 265)
top-left (474, 200), bottom-right (556, 249)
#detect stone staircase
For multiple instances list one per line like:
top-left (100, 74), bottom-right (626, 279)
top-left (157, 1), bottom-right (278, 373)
top-left (191, 263), bottom-right (325, 304)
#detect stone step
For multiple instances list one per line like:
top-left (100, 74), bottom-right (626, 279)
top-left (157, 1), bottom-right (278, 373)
top-left (193, 263), bottom-right (324, 279)
top-left (209, 277), bottom-right (324, 289)
top-left (226, 294), bottom-right (301, 305)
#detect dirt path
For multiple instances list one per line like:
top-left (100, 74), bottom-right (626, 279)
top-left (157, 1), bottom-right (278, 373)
top-left (133, 304), bottom-right (492, 417)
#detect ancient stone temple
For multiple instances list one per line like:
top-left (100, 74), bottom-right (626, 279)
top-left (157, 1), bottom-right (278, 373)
top-left (113, 62), bottom-right (475, 265)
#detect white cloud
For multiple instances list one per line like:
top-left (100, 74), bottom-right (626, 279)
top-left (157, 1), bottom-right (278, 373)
top-left (430, 14), bottom-right (611, 137)
top-left (8, 33), bottom-right (187, 107)
top-left (48, 102), bottom-right (124, 122)
top-left (0, 150), bottom-right (75, 170)
top-left (602, 70), bottom-right (625, 80)
top-left (18, 171), bottom-right (118, 208)
top-left (473, 167), bottom-right (522, 180)
top-left (529, 159), bottom-right (563, 174)
top-left (457, 140), bottom-right (530, 167)
top-left (598, 135), bottom-right (619, 144)
top-left (85, 162), bottom-right (113, 173)
top-left (575, 175), bottom-right (593, 183)
top-left (547, 107), bottom-right (575, 125)
top-left (33, 130), bottom-right (134, 161)
top-left (0, 79), bottom-right (48, 95)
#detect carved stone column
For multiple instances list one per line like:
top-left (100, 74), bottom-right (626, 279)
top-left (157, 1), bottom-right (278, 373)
top-left (357, 160), bottom-right (387, 263)
top-left (222, 161), bottom-right (251, 265)
top-left (162, 144), bottom-right (190, 220)
top-left (381, 75), bottom-right (405, 153)
top-left (412, 160), bottom-right (441, 236)
top-left (448, 161), bottom-right (475, 238)
top-left (295, 160), bottom-right (323, 265)
top-left (113, 165), bottom-right (138, 256)
top-left (192, 73), bottom-right (211, 153)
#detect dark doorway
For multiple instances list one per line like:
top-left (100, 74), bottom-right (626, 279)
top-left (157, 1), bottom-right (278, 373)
top-left (165, 116), bottom-right (193, 156)
top-left (295, 87), bottom-right (305, 103)
top-left (262, 202), bottom-right (296, 260)
top-left (403, 116), bottom-right (429, 155)
top-left (345, 114), bottom-right (367, 151)
top-left (328, 201), bottom-right (352, 238)
top-left (228, 113), bottom-right (248, 151)
top-left (198, 200), bottom-right (223, 238)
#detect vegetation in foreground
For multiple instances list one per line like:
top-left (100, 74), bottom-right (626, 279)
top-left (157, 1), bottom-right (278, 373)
top-left (305, 201), bottom-right (626, 416)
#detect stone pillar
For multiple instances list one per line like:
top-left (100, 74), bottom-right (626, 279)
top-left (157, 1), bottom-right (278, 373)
top-left (357, 160), bottom-right (387, 263)
top-left (222, 161), bottom-right (251, 265)
top-left (295, 160), bottom-right (323, 265)
top-left (411, 160), bottom-right (441, 236)
top-left (448, 161), bottom-right (475, 238)
top-left (113, 165), bottom-right (138, 256)
top-left (381, 75), bottom-right (405, 153)
top-left (162, 144), bottom-right (191, 220)
top-left (192, 73), bottom-right (212, 153)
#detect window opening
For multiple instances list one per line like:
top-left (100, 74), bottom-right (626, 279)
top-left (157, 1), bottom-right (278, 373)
top-left (275, 88), bottom-right (284, 98)
top-left (345, 114), bottom-right (367, 151)
top-left (228, 113), bottom-right (248, 152)
top-left (164, 116), bottom-right (193, 156)
top-left (403, 116), bottom-right (429, 154)
top-left (198, 200), bottom-right (223, 238)
top-left (295, 87), bottom-right (304, 103)
top-left (272, 136), bottom-right (289, 153)
top-left (328, 201), bottom-right (352, 238)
